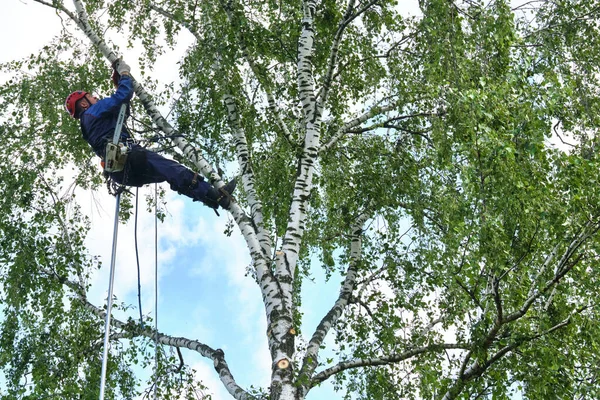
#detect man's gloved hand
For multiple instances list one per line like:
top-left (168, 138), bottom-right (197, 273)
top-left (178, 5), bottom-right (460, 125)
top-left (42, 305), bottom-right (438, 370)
top-left (115, 59), bottom-right (131, 75)
top-left (111, 59), bottom-right (131, 87)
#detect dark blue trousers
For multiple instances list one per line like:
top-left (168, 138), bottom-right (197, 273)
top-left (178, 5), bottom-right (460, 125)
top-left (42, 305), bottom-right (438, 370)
top-left (110, 144), bottom-right (211, 202)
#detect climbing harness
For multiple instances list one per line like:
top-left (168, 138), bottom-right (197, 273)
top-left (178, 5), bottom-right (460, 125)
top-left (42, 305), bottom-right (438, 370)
top-left (105, 175), bottom-right (129, 197)
top-left (99, 103), bottom-right (128, 400)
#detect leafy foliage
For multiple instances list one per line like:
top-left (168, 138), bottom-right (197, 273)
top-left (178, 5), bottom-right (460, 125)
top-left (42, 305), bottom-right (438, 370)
top-left (1, 0), bottom-right (600, 399)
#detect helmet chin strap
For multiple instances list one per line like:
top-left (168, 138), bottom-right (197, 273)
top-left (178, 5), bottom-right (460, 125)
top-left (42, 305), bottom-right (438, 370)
top-left (76, 97), bottom-right (92, 117)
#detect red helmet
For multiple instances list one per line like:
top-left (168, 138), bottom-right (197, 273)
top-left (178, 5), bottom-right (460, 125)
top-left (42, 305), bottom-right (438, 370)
top-left (65, 91), bottom-right (88, 118)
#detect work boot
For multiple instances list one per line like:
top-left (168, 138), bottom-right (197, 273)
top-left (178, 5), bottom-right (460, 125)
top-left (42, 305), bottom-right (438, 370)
top-left (205, 178), bottom-right (236, 210)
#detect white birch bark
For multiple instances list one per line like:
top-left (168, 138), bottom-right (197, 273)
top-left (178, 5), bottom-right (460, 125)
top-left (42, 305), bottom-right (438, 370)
top-left (148, 4), bottom-right (276, 272)
top-left (266, 2), bottom-right (321, 398)
top-left (146, 4), bottom-right (271, 259)
top-left (220, 1), bottom-right (296, 145)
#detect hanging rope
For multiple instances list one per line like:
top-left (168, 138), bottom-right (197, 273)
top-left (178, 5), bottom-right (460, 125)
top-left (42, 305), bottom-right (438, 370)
top-left (98, 192), bottom-right (121, 400)
top-left (134, 188), bottom-right (144, 328)
top-left (154, 182), bottom-right (159, 400)
top-left (99, 104), bottom-right (128, 400)
top-left (132, 185), bottom-right (160, 398)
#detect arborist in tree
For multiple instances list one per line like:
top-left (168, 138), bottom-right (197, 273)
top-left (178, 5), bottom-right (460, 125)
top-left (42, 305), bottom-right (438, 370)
top-left (64, 60), bottom-right (236, 211)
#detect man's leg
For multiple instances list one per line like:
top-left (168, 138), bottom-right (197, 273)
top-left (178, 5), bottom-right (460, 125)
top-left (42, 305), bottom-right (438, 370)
top-left (127, 147), bottom-right (235, 208)
top-left (142, 150), bottom-right (210, 199)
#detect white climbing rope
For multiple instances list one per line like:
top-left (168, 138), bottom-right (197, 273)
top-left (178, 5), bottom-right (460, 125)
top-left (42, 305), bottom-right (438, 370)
top-left (99, 103), bottom-right (128, 400)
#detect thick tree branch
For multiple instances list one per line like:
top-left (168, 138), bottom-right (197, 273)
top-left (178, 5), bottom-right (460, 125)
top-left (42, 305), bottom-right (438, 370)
top-left (298, 212), bottom-right (371, 391)
top-left (222, 93), bottom-right (272, 257)
top-left (262, 3), bottom-right (323, 380)
top-left (147, 6), bottom-right (288, 376)
top-left (100, 306), bottom-right (256, 400)
top-left (297, 0), bottom-right (318, 124)
top-left (311, 343), bottom-right (468, 386)
top-left (52, 270), bottom-right (257, 400)
top-left (491, 277), bottom-right (503, 326)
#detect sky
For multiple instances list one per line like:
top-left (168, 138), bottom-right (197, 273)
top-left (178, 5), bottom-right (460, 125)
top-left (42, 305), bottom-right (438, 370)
top-left (0, 0), bottom-right (405, 399)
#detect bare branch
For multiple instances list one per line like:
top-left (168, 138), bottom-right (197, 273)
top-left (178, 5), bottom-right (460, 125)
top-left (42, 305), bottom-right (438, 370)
top-left (553, 120), bottom-right (576, 147)
top-left (336, 111), bottom-right (435, 144)
top-left (46, 268), bottom-right (257, 400)
top-left (511, 0), bottom-right (546, 12)
top-left (353, 298), bottom-right (386, 328)
top-left (33, 0), bottom-right (79, 25)
top-left (455, 278), bottom-right (484, 311)
top-left (507, 221), bottom-right (599, 323)
top-left (311, 343), bottom-right (468, 386)
top-left (319, 102), bottom-right (398, 153)
top-left (491, 277), bottom-right (503, 325)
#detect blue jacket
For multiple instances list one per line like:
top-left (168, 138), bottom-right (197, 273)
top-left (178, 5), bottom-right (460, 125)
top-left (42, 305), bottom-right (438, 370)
top-left (80, 75), bottom-right (134, 158)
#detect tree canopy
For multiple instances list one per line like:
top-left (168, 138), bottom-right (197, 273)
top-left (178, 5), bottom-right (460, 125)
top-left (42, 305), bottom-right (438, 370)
top-left (1, 0), bottom-right (600, 399)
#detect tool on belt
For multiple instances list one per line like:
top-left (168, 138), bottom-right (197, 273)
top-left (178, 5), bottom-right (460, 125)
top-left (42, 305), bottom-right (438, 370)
top-left (103, 103), bottom-right (128, 173)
